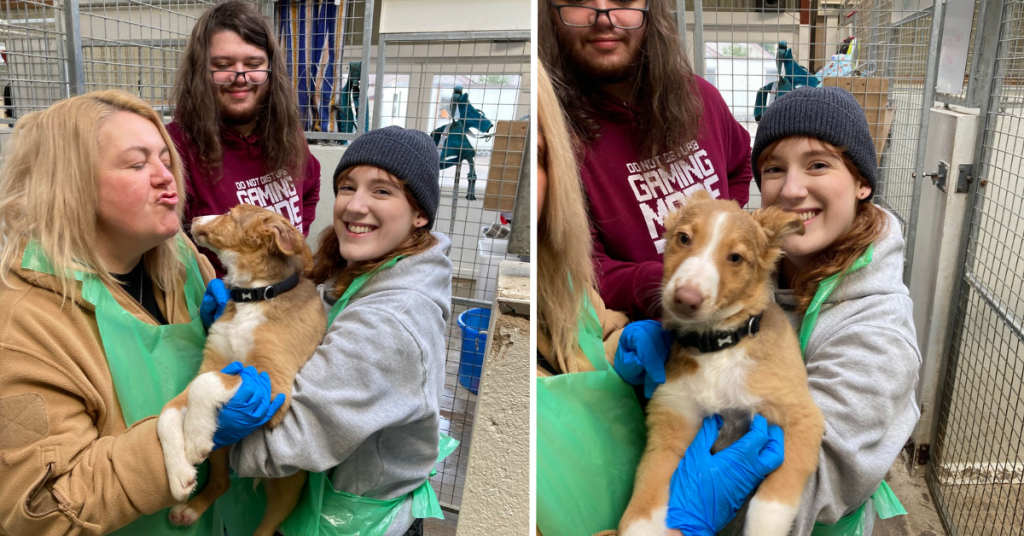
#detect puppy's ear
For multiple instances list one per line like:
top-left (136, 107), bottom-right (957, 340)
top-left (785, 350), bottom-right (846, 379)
top-left (663, 206), bottom-right (685, 235)
top-left (752, 206), bottom-right (805, 269)
top-left (686, 189), bottom-right (713, 204)
top-left (267, 219), bottom-right (301, 256)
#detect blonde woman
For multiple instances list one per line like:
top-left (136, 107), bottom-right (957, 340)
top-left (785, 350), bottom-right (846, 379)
top-left (537, 64), bottom-right (628, 375)
top-left (536, 63), bottom-right (640, 536)
top-left (0, 90), bottom-right (277, 535)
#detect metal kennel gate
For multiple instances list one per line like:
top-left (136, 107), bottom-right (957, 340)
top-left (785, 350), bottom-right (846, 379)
top-left (926, 0), bottom-right (1024, 534)
top-left (369, 30), bottom-right (531, 511)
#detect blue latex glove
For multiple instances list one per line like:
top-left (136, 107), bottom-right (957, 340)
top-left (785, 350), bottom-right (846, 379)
top-left (613, 320), bottom-right (674, 398)
top-left (666, 414), bottom-right (786, 535)
top-left (199, 279), bottom-right (229, 330)
top-left (212, 362), bottom-right (286, 450)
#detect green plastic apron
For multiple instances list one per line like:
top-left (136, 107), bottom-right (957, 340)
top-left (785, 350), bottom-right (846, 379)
top-left (277, 256), bottom-right (458, 536)
top-left (800, 244), bottom-right (908, 536)
top-left (21, 238), bottom-right (266, 536)
top-left (537, 299), bottom-right (647, 536)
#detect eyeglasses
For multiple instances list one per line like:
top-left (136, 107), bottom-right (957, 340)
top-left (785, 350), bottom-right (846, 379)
top-left (548, 1), bottom-right (649, 30)
top-left (210, 69), bottom-right (272, 85)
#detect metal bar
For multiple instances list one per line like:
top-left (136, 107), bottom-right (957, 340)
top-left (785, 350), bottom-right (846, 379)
top-left (507, 119), bottom-right (531, 256)
top-left (371, 32), bottom-right (385, 130)
top-left (926, 0), bottom-right (1004, 481)
top-left (356, 0), bottom-right (374, 136)
top-left (381, 30), bottom-right (529, 43)
top-left (963, 271), bottom-right (1024, 345)
top-left (676, 0), bottom-right (687, 58)
top-left (62, 0), bottom-right (85, 96)
top-left (304, 131), bottom-right (359, 140)
top-left (452, 295), bottom-right (492, 309)
top-left (904, 2), bottom-right (946, 285)
top-left (79, 38), bottom-right (187, 48)
top-left (692, 0), bottom-right (704, 77)
top-left (966, 0), bottom-right (1003, 108)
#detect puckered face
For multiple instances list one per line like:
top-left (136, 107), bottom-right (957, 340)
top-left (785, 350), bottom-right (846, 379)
top-left (661, 191), bottom-right (804, 330)
top-left (757, 137), bottom-right (872, 269)
top-left (551, 0), bottom-right (648, 84)
top-left (208, 30), bottom-right (270, 126)
top-left (96, 111), bottom-right (180, 257)
top-left (332, 166), bottom-right (429, 263)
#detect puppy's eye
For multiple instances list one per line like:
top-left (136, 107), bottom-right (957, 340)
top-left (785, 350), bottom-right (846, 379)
top-left (728, 253), bottom-right (743, 264)
top-left (679, 232), bottom-right (690, 245)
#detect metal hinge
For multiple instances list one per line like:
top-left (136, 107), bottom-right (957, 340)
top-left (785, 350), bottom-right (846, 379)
top-left (917, 444), bottom-right (931, 466)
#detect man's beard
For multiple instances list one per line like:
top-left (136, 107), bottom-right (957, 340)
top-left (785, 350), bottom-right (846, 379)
top-left (556, 27), bottom-right (641, 86)
top-left (572, 56), bottom-right (639, 86)
top-left (220, 90), bottom-right (268, 126)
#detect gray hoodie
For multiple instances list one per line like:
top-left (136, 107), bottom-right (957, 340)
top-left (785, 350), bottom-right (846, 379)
top-left (230, 232), bottom-right (453, 532)
top-left (778, 210), bottom-right (921, 535)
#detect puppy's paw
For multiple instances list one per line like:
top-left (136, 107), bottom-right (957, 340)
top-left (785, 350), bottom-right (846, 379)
top-left (618, 505), bottom-right (667, 536)
top-left (168, 504), bottom-right (201, 526)
top-left (182, 371), bottom-right (238, 464)
top-left (744, 497), bottom-right (798, 536)
top-left (166, 459), bottom-right (197, 502)
top-left (184, 435), bottom-right (214, 466)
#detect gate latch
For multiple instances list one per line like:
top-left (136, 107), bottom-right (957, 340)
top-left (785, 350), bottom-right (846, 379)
top-left (922, 161), bottom-right (949, 192)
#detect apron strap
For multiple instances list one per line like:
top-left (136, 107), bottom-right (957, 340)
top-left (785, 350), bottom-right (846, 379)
top-left (577, 298), bottom-right (610, 372)
top-left (798, 243), bottom-right (874, 357)
top-left (327, 255), bottom-right (406, 326)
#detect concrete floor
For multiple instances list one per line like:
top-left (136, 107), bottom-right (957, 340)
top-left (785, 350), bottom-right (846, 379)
top-left (424, 513), bottom-right (459, 536)
top-left (875, 454), bottom-right (946, 536)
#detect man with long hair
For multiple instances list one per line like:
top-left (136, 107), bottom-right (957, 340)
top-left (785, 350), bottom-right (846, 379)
top-left (540, 0), bottom-right (754, 321)
top-left (168, 1), bottom-right (320, 275)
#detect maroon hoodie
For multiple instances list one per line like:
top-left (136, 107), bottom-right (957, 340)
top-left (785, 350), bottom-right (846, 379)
top-left (167, 121), bottom-right (321, 277)
top-left (581, 76), bottom-right (753, 320)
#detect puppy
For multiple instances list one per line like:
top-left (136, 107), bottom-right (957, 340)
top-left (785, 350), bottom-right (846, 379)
top-left (619, 191), bottom-right (825, 536)
top-left (157, 204), bottom-right (327, 536)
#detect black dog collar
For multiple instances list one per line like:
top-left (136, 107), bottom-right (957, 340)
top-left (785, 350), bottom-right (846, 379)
top-left (673, 313), bottom-right (763, 353)
top-left (230, 272), bottom-right (300, 302)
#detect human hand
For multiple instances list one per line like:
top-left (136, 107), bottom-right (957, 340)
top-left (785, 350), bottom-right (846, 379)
top-left (199, 279), bottom-right (229, 330)
top-left (613, 320), bottom-right (674, 398)
top-left (666, 414), bottom-right (786, 536)
top-left (212, 362), bottom-right (285, 450)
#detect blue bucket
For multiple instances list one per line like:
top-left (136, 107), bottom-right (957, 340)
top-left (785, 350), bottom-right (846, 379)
top-left (457, 308), bottom-right (491, 394)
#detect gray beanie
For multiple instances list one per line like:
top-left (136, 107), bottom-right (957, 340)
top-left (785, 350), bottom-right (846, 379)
top-left (751, 86), bottom-right (876, 201)
top-left (334, 126), bottom-right (441, 229)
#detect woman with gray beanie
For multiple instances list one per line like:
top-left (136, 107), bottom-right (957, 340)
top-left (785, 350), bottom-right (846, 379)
top-left (229, 126), bottom-right (454, 536)
top-left (746, 86), bottom-right (920, 535)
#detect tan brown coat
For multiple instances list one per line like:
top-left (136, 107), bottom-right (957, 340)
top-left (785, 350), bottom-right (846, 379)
top-left (0, 237), bottom-right (214, 536)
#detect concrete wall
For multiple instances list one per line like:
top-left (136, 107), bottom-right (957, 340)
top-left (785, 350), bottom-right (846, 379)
top-left (455, 261), bottom-right (530, 536)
